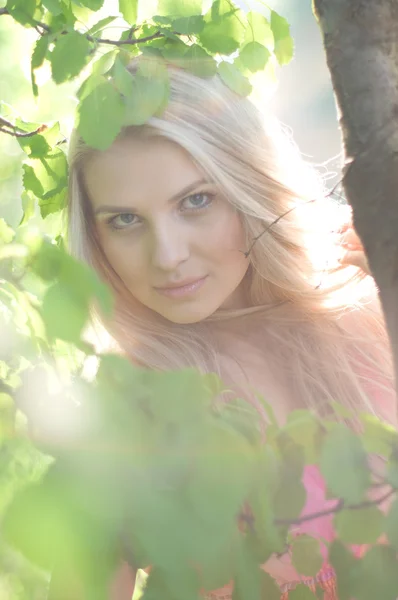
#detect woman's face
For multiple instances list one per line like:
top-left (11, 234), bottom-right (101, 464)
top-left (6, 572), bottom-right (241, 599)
top-left (83, 136), bottom-right (250, 324)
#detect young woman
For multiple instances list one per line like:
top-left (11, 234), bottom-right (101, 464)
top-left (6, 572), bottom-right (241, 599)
top-left (58, 59), bottom-right (395, 599)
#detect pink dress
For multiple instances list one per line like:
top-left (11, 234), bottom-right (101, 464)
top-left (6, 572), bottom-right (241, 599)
top-left (204, 464), bottom-right (365, 600)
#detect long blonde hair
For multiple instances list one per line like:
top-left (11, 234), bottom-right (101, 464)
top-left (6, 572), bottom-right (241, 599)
top-left (67, 60), bottom-right (394, 422)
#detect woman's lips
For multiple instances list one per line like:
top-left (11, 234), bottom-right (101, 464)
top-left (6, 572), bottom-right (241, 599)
top-left (154, 276), bottom-right (208, 298)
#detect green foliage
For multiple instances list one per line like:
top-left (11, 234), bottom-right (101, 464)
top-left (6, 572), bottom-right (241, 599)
top-left (119, 0), bottom-right (138, 24)
top-left (50, 31), bottom-right (92, 84)
top-left (78, 80), bottom-right (125, 149)
top-left (239, 41), bottom-right (270, 73)
top-left (334, 506), bottom-right (384, 544)
top-left (218, 61), bottom-right (252, 97)
top-left (320, 424), bottom-right (370, 504)
top-left (291, 535), bottom-right (323, 577)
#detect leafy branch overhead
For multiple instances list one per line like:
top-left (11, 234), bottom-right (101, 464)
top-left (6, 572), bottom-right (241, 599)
top-left (0, 0), bottom-right (293, 151)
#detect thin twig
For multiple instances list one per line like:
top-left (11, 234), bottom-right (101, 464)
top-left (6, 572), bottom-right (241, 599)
top-left (275, 487), bottom-right (395, 526)
top-left (0, 117), bottom-right (47, 138)
top-left (244, 162), bottom-right (355, 259)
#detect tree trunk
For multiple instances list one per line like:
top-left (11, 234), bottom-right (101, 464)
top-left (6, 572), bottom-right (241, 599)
top-left (312, 0), bottom-right (398, 399)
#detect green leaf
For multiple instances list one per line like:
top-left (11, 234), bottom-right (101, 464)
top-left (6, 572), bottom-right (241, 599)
top-left (289, 585), bottom-right (317, 600)
top-left (199, 14), bottom-right (245, 55)
top-left (329, 540), bottom-right (359, 600)
top-left (20, 191), bottom-right (36, 225)
top-left (158, 0), bottom-right (202, 17)
top-left (31, 35), bottom-right (50, 96)
top-left (291, 535), bottom-right (323, 578)
top-left (386, 497), bottom-right (398, 550)
top-left (32, 35), bottom-right (50, 69)
top-left (361, 413), bottom-right (398, 458)
top-left (320, 424), bottom-right (370, 504)
top-left (123, 73), bottom-right (169, 126)
top-left (78, 81), bottom-right (125, 150)
top-left (173, 15), bottom-right (204, 34)
top-left (260, 572), bottom-right (280, 600)
top-left (353, 546), bottom-right (398, 600)
top-left (31, 240), bottom-right (63, 280)
top-left (18, 134), bottom-right (50, 159)
top-left (40, 190), bottom-right (67, 218)
top-left (218, 62), bottom-right (252, 97)
top-left (119, 0), bottom-right (137, 24)
top-left (50, 31), bottom-right (91, 84)
top-left (239, 41), bottom-right (270, 73)
top-left (334, 506), bottom-right (384, 545)
top-left (87, 15), bottom-right (117, 35)
top-left (0, 218), bottom-right (15, 245)
top-left (73, 0), bottom-right (104, 10)
top-left (22, 164), bottom-right (44, 197)
top-left (232, 536), bottom-right (262, 600)
top-left (42, 0), bottom-right (63, 14)
top-left (113, 57), bottom-right (133, 96)
top-left (270, 10), bottom-right (294, 66)
top-left (6, 0), bottom-right (36, 26)
top-left (244, 12), bottom-right (273, 47)
top-left (283, 410), bottom-right (321, 464)
top-left (183, 44), bottom-right (217, 77)
top-left (42, 281), bottom-right (89, 343)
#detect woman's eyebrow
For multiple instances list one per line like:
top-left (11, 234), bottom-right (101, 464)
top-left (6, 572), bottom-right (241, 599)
top-left (93, 178), bottom-right (212, 216)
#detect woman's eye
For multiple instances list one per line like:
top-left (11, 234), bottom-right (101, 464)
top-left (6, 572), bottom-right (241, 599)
top-left (108, 213), bottom-right (138, 230)
top-left (181, 193), bottom-right (214, 211)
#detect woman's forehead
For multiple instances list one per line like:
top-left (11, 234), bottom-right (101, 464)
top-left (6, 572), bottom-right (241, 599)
top-left (83, 136), bottom-right (206, 211)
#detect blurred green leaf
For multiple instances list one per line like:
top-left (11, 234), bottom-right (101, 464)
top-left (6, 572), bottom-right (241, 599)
top-left (78, 80), bottom-right (124, 149)
top-left (6, 0), bottom-right (36, 26)
top-left (320, 424), bottom-right (370, 504)
top-left (270, 10), bottom-right (294, 65)
top-left (73, 0), bottom-right (105, 10)
top-left (386, 497), bottom-right (398, 550)
top-left (353, 546), bottom-right (398, 600)
top-left (123, 73), bottom-right (169, 126)
top-left (260, 571), bottom-right (280, 600)
top-left (173, 15), bottom-right (204, 34)
top-left (232, 536), bottom-right (262, 600)
top-left (291, 535), bottom-right (323, 577)
top-left (158, 0), bottom-right (202, 17)
top-left (239, 41), bottom-right (270, 73)
top-left (218, 61), bottom-right (252, 96)
top-left (42, 0), bottom-right (63, 15)
top-left (22, 164), bottom-right (44, 197)
top-left (87, 15), bottom-right (118, 35)
top-left (329, 540), bottom-right (359, 600)
top-left (361, 413), bottom-right (398, 458)
top-left (50, 31), bottom-right (92, 84)
top-left (0, 218), bottom-right (15, 244)
top-left (244, 11), bottom-right (273, 47)
top-left (183, 44), bottom-right (217, 77)
top-left (113, 57), bottom-right (134, 96)
top-left (199, 18), bottom-right (245, 54)
top-left (31, 35), bottom-right (50, 71)
top-left (41, 281), bottom-right (89, 343)
top-left (119, 0), bottom-right (138, 24)
top-left (18, 134), bottom-right (50, 159)
top-left (334, 506), bottom-right (384, 544)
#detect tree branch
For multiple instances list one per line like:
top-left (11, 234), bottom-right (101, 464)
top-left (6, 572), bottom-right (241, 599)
top-left (0, 7), bottom-right (171, 47)
top-left (0, 117), bottom-right (47, 138)
top-left (275, 487), bottom-right (395, 527)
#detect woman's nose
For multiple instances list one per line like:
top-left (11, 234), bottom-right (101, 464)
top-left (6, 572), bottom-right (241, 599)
top-left (149, 224), bottom-right (190, 272)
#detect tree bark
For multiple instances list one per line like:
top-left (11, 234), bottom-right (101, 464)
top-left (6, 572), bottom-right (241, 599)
top-left (312, 0), bottom-right (398, 399)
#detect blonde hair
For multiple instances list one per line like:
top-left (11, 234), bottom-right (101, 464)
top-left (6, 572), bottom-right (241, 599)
top-left (67, 60), bottom-right (394, 423)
